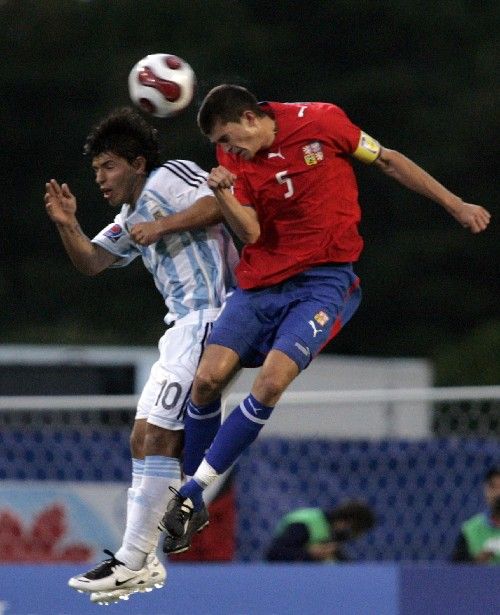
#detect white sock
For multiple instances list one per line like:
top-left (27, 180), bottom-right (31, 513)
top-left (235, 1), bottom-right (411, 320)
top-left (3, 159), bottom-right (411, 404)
top-left (126, 458), bottom-right (145, 529)
top-left (193, 459), bottom-right (220, 489)
top-left (126, 459), bottom-right (157, 559)
top-left (116, 456), bottom-right (181, 570)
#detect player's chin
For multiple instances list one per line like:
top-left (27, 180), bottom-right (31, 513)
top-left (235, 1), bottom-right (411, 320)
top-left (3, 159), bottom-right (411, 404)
top-left (239, 150), bottom-right (253, 161)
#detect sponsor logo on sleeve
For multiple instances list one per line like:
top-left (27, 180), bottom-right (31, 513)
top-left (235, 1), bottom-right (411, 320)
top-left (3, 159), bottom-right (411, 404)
top-left (103, 224), bottom-right (123, 242)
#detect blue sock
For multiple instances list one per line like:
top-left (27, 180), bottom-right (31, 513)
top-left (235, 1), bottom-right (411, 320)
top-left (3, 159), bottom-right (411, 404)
top-left (183, 398), bottom-right (222, 476)
top-left (179, 479), bottom-right (205, 509)
top-left (206, 394), bottom-right (274, 473)
top-left (180, 395), bottom-right (274, 510)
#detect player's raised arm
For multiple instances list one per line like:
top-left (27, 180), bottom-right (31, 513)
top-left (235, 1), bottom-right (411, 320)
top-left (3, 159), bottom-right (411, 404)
top-left (44, 179), bottom-right (118, 275)
top-left (372, 147), bottom-right (491, 233)
top-left (207, 165), bottom-right (260, 244)
top-left (130, 195), bottom-right (223, 246)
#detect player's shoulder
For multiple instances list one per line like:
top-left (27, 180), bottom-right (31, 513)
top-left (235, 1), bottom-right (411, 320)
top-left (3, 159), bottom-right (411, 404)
top-left (113, 204), bottom-right (129, 224)
top-left (269, 100), bottom-right (344, 118)
top-left (148, 160), bottom-right (208, 190)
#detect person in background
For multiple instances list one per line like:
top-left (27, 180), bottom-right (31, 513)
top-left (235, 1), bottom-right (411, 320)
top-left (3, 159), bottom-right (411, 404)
top-left (452, 467), bottom-right (500, 564)
top-left (45, 107), bottom-right (237, 603)
top-left (265, 500), bottom-right (375, 562)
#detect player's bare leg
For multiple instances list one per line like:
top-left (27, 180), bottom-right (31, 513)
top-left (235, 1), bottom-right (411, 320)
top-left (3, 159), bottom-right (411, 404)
top-left (163, 349), bottom-right (299, 539)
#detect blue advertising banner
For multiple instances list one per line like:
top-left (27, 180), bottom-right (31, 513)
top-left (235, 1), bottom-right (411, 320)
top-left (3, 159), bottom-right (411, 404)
top-left (0, 562), bottom-right (498, 615)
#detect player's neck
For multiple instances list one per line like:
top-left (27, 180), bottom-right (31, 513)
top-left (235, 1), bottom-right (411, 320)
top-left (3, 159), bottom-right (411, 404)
top-left (129, 176), bottom-right (147, 210)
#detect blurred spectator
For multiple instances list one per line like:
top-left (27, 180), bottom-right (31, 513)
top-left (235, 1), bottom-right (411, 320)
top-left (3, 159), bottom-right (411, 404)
top-left (265, 500), bottom-right (375, 562)
top-left (451, 467), bottom-right (500, 564)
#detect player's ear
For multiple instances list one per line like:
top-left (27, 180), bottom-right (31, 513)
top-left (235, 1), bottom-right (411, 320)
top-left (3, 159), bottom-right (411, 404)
top-left (132, 156), bottom-right (147, 174)
top-left (242, 110), bottom-right (257, 126)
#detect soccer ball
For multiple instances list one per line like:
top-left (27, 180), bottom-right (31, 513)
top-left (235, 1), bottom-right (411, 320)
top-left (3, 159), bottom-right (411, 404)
top-left (128, 53), bottom-right (196, 118)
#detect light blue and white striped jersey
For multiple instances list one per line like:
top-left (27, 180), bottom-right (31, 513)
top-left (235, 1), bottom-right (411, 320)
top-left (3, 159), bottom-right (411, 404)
top-left (92, 159), bottom-right (238, 324)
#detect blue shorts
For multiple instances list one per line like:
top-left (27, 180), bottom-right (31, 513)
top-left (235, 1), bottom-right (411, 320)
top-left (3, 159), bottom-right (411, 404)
top-left (208, 264), bottom-right (361, 370)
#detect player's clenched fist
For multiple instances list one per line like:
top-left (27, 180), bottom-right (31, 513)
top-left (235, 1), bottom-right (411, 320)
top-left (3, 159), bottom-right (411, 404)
top-left (451, 201), bottom-right (491, 234)
top-left (207, 165), bottom-right (236, 191)
top-left (44, 179), bottom-right (77, 225)
top-left (129, 221), bottom-right (163, 246)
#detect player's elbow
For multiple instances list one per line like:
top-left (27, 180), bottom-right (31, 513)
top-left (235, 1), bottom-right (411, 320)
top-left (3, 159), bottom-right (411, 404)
top-left (240, 227), bottom-right (260, 244)
top-left (78, 264), bottom-right (102, 277)
top-left (73, 247), bottom-right (115, 276)
top-left (72, 259), bottom-right (105, 277)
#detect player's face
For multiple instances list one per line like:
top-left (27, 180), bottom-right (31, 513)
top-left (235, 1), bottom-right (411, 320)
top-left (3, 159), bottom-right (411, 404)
top-left (210, 113), bottom-right (269, 160)
top-left (92, 152), bottom-right (145, 207)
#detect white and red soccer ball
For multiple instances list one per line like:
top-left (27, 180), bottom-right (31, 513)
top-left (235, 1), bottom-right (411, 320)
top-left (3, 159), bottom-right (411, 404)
top-left (128, 53), bottom-right (196, 118)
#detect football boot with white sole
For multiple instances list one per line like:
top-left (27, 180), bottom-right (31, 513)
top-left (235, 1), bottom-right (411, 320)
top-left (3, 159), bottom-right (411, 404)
top-left (89, 554), bottom-right (167, 605)
top-left (68, 549), bottom-right (150, 594)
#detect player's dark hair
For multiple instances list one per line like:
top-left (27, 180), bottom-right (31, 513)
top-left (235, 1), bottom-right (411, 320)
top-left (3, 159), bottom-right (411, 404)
top-left (197, 84), bottom-right (269, 136)
top-left (84, 107), bottom-right (161, 174)
top-left (328, 501), bottom-right (376, 534)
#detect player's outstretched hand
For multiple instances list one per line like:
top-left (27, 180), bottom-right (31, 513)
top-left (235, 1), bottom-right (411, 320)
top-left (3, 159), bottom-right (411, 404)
top-left (452, 201), bottom-right (491, 234)
top-left (207, 165), bottom-right (236, 191)
top-left (130, 221), bottom-right (163, 246)
top-left (44, 179), bottom-right (77, 225)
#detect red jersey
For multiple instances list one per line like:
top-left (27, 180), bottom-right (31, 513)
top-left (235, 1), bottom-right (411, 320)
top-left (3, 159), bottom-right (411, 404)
top-left (217, 101), bottom-right (365, 289)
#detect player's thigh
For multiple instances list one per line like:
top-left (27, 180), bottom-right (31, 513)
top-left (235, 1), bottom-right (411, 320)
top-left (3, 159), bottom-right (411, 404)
top-left (195, 344), bottom-right (240, 389)
top-left (208, 288), bottom-right (272, 367)
top-left (274, 267), bottom-right (360, 369)
top-left (138, 321), bottom-right (212, 430)
top-left (143, 422), bottom-right (184, 458)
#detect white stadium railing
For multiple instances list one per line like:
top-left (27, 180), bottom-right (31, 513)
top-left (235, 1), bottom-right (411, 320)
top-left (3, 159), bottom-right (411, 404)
top-left (0, 386), bottom-right (498, 438)
top-left (1, 386), bottom-right (499, 410)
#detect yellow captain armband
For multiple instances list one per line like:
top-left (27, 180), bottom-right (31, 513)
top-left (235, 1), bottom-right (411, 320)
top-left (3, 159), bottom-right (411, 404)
top-left (352, 131), bottom-right (381, 164)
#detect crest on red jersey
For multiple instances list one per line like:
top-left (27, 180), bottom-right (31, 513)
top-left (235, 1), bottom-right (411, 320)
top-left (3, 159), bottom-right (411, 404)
top-left (302, 141), bottom-right (324, 165)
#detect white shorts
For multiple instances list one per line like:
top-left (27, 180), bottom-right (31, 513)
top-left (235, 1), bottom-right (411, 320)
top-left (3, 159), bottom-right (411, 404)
top-left (136, 308), bottom-right (219, 430)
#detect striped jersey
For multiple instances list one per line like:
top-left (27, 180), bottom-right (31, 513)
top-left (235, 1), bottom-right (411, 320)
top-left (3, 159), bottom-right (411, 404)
top-left (92, 159), bottom-right (238, 324)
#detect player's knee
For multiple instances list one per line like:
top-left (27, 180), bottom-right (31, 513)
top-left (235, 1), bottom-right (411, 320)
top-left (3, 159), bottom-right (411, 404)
top-left (144, 425), bottom-right (183, 458)
top-left (253, 371), bottom-right (289, 405)
top-left (253, 350), bottom-right (300, 404)
top-left (129, 429), bottom-right (144, 458)
top-left (193, 367), bottom-right (225, 402)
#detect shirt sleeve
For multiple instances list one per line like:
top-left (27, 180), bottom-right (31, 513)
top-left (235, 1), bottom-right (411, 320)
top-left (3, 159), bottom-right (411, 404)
top-left (154, 160), bottom-right (213, 211)
top-left (315, 103), bottom-right (362, 154)
top-left (91, 210), bottom-right (139, 268)
top-left (316, 103), bottom-right (381, 163)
